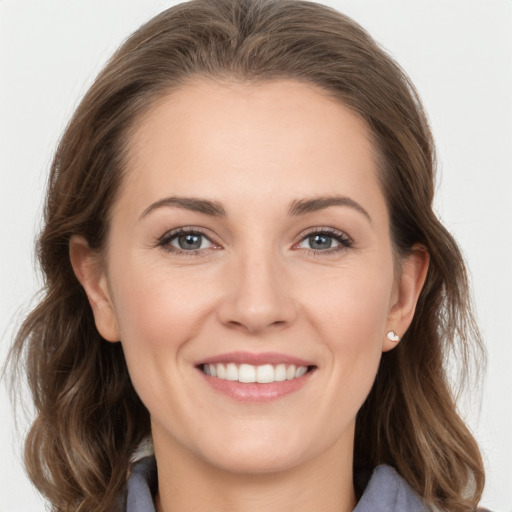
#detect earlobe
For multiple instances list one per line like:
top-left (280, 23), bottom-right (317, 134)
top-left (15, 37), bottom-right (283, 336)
top-left (69, 235), bottom-right (120, 342)
top-left (383, 244), bottom-right (429, 352)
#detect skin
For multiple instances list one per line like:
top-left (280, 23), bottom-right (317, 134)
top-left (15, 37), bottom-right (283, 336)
top-left (70, 79), bottom-right (428, 512)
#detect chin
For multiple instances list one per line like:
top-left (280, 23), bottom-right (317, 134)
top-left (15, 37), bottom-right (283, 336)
top-left (202, 445), bottom-right (304, 475)
top-left (190, 424), bottom-right (316, 475)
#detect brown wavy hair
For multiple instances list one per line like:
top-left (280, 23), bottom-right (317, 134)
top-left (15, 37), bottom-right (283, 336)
top-left (8, 0), bottom-right (485, 510)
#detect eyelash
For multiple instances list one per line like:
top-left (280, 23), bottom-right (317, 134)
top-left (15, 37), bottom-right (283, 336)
top-left (296, 227), bottom-right (354, 255)
top-left (157, 227), bottom-right (219, 256)
top-left (156, 226), bottom-right (354, 256)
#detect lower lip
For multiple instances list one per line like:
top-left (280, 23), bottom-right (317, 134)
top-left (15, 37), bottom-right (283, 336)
top-left (198, 369), bottom-right (313, 402)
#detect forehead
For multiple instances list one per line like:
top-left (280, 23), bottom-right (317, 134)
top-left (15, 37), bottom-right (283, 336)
top-left (118, 79), bottom-right (383, 217)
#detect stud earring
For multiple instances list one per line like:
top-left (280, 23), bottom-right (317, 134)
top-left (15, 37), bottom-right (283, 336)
top-left (386, 331), bottom-right (400, 342)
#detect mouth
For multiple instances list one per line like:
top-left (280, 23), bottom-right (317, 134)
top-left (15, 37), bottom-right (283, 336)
top-left (199, 362), bottom-right (316, 383)
top-left (195, 351), bottom-right (317, 401)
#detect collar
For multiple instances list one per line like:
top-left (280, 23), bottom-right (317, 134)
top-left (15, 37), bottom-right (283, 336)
top-left (124, 456), bottom-right (428, 512)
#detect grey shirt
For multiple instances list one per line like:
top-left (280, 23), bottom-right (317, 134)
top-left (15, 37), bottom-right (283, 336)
top-left (124, 456), bottom-right (429, 511)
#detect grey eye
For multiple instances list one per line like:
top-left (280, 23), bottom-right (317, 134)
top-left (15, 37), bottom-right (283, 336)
top-left (174, 233), bottom-right (208, 250)
top-left (296, 229), bottom-right (352, 253)
top-left (307, 234), bottom-right (334, 250)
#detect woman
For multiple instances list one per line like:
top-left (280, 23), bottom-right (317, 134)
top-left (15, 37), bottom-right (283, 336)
top-left (9, 0), bottom-right (488, 510)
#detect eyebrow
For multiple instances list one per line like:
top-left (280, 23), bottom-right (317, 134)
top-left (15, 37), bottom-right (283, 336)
top-left (288, 196), bottom-right (372, 223)
top-left (139, 194), bottom-right (372, 223)
top-left (139, 196), bottom-right (227, 219)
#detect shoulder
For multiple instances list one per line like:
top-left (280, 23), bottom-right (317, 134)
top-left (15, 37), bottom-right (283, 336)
top-left (355, 465), bottom-right (494, 512)
top-left (354, 465), bottom-right (429, 512)
top-left (124, 456), bottom-right (158, 512)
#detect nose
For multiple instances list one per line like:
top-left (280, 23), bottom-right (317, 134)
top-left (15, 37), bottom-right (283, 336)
top-left (216, 249), bottom-right (298, 335)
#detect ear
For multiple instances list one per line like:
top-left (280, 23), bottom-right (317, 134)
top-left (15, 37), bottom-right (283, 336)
top-left (383, 244), bottom-right (429, 352)
top-left (69, 235), bottom-right (120, 342)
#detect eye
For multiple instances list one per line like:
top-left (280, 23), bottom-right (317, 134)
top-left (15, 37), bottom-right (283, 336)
top-left (296, 228), bottom-right (353, 254)
top-left (157, 227), bottom-right (217, 255)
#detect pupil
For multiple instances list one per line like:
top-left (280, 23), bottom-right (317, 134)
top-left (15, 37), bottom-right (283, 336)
top-left (310, 234), bottom-right (332, 250)
top-left (179, 234), bottom-right (201, 250)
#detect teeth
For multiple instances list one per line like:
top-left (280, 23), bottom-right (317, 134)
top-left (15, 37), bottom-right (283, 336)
top-left (239, 364), bottom-right (256, 383)
top-left (274, 364), bottom-right (287, 381)
top-left (295, 366), bottom-right (307, 378)
top-left (225, 363), bottom-right (238, 381)
top-left (256, 364), bottom-right (274, 383)
top-left (286, 365), bottom-right (296, 380)
top-left (216, 363), bottom-right (226, 379)
top-left (202, 362), bottom-right (310, 383)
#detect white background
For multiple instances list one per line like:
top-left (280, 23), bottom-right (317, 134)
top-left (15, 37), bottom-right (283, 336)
top-left (1, 1), bottom-right (511, 510)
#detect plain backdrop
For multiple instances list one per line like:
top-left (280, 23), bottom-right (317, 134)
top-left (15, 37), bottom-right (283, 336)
top-left (1, 1), bottom-right (511, 510)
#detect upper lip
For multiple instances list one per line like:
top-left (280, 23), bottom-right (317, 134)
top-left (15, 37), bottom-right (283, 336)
top-left (197, 351), bottom-right (315, 367)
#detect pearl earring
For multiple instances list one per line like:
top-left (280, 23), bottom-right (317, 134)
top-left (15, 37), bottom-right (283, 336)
top-left (386, 331), bottom-right (400, 342)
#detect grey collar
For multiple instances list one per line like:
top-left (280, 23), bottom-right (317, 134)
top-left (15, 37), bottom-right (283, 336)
top-left (125, 456), bottom-right (428, 512)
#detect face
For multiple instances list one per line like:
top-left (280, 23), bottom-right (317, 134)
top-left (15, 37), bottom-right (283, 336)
top-left (73, 79), bottom-right (424, 476)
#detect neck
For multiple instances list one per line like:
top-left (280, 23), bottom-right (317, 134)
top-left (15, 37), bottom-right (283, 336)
top-left (153, 428), bottom-right (357, 512)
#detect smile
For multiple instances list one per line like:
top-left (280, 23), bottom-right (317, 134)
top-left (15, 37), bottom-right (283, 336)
top-left (202, 363), bottom-right (310, 383)
top-left (196, 352), bottom-right (316, 401)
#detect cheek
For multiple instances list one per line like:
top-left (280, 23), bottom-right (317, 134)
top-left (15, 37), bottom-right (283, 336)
top-left (309, 261), bottom-right (394, 343)
top-left (110, 257), bottom-right (209, 343)
top-left (108, 263), bottom-right (213, 424)
top-left (106, 258), bottom-right (229, 393)
top-left (308, 264), bottom-right (393, 399)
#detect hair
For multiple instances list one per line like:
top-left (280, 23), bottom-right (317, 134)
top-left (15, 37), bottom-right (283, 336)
top-left (8, 0), bottom-right (485, 510)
